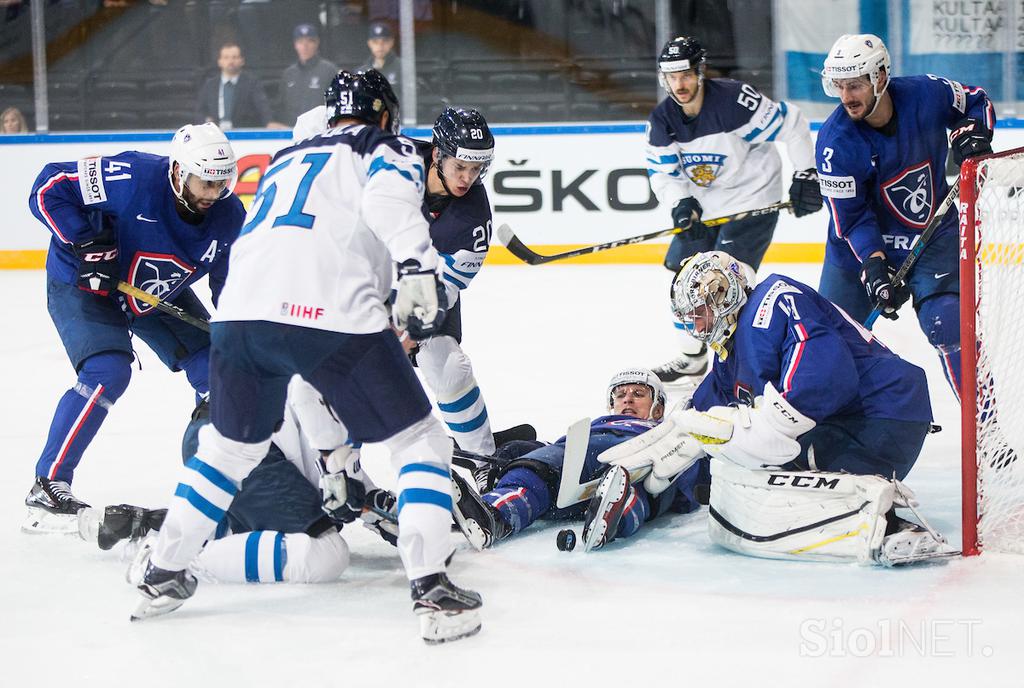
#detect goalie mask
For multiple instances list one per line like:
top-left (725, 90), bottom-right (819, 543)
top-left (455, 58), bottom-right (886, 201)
top-left (167, 123), bottom-right (237, 214)
top-left (671, 251), bottom-right (754, 361)
top-left (821, 34), bottom-right (890, 111)
top-left (606, 368), bottom-right (666, 421)
top-left (432, 107), bottom-right (495, 191)
top-left (657, 36), bottom-right (707, 106)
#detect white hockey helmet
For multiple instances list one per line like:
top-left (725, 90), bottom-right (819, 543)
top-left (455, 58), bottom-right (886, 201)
top-left (167, 123), bottom-right (238, 210)
top-left (821, 34), bottom-right (891, 99)
top-left (606, 368), bottom-right (667, 420)
top-left (671, 251), bottom-right (755, 361)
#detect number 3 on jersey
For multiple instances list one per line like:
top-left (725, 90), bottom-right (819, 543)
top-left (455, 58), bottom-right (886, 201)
top-left (240, 152), bottom-right (331, 235)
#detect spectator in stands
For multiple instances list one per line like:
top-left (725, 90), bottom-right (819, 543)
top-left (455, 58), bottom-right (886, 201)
top-left (358, 21), bottom-right (401, 91)
top-left (197, 42), bottom-right (279, 130)
top-left (1, 106), bottom-right (28, 134)
top-left (279, 23), bottom-right (337, 127)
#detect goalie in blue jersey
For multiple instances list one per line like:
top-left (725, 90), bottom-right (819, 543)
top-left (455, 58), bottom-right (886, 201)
top-left (815, 33), bottom-right (995, 403)
top-left (23, 123), bottom-right (245, 534)
top-left (602, 251), bottom-right (958, 566)
top-left (451, 368), bottom-right (710, 553)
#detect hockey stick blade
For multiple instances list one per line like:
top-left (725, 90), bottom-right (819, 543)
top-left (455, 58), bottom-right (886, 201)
top-left (497, 201), bottom-right (792, 266)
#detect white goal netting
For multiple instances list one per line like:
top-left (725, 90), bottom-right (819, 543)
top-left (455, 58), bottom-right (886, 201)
top-left (967, 150), bottom-right (1024, 554)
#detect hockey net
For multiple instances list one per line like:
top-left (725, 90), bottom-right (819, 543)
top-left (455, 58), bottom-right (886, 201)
top-left (961, 146), bottom-right (1024, 555)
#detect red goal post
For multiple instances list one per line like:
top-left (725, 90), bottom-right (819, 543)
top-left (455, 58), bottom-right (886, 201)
top-left (960, 146), bottom-right (1024, 556)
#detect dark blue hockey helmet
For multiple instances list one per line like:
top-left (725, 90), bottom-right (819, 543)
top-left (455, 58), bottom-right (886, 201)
top-left (324, 68), bottom-right (400, 135)
top-left (431, 107), bottom-right (495, 182)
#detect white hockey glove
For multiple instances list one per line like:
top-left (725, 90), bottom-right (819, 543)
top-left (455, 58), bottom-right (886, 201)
top-left (392, 260), bottom-right (448, 341)
top-left (318, 444), bottom-right (373, 524)
top-left (598, 402), bottom-right (711, 497)
top-left (702, 383), bottom-right (815, 469)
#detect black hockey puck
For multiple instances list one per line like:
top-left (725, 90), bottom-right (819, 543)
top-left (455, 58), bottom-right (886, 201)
top-left (557, 529), bottom-right (576, 552)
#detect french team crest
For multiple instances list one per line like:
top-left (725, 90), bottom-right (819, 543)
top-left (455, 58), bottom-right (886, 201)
top-left (124, 252), bottom-right (195, 316)
top-left (881, 161), bottom-right (934, 229)
top-left (680, 153), bottom-right (727, 188)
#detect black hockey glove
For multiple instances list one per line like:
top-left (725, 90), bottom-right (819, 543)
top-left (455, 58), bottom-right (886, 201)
top-left (788, 168), bottom-right (823, 218)
top-left (73, 234), bottom-right (119, 297)
top-left (949, 117), bottom-right (992, 167)
top-left (860, 255), bottom-right (910, 320)
top-left (360, 489), bottom-right (399, 547)
top-left (393, 259), bottom-right (448, 341)
top-left (671, 196), bottom-right (705, 232)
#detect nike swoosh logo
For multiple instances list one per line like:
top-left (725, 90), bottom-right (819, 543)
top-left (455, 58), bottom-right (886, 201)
top-left (721, 239), bottom-right (734, 245)
top-left (934, 272), bottom-right (950, 279)
top-left (136, 214), bottom-right (157, 223)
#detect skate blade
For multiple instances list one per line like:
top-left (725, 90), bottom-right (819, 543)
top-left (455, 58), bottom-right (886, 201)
top-left (582, 470), bottom-right (628, 553)
top-left (130, 592), bottom-right (186, 622)
top-left (419, 609), bottom-right (482, 645)
top-left (21, 507), bottom-right (81, 535)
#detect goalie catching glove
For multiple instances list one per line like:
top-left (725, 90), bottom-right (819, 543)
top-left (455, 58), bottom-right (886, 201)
top-left (393, 259), bottom-right (448, 341)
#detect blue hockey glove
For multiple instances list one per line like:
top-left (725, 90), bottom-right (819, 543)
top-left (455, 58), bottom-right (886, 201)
top-left (860, 255), bottom-right (910, 320)
top-left (73, 234), bottom-right (119, 297)
top-left (789, 168), bottom-right (823, 217)
top-left (393, 259), bottom-right (448, 341)
top-left (949, 117), bottom-right (992, 167)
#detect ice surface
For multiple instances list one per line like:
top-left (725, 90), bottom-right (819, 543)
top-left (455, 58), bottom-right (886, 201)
top-left (1, 264), bottom-right (1019, 687)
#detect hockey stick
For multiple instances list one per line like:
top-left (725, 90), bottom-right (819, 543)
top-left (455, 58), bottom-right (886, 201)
top-left (495, 201), bottom-right (792, 265)
top-left (116, 281), bottom-right (211, 333)
top-left (863, 184), bottom-right (960, 329)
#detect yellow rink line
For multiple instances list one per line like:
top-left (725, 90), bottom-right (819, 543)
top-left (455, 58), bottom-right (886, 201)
top-left (0, 243), bottom-right (826, 270)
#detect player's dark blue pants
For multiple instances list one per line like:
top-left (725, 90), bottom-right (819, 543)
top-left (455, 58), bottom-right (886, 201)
top-left (664, 209), bottom-right (779, 272)
top-left (483, 432), bottom-right (709, 540)
top-left (819, 227), bottom-right (962, 401)
top-left (36, 278), bottom-right (210, 483)
top-left (786, 416), bottom-right (931, 481)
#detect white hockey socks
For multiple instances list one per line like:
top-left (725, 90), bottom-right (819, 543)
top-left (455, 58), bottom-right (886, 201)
top-left (191, 530), bottom-right (350, 583)
top-left (386, 415), bottom-right (456, 580)
top-left (416, 335), bottom-right (495, 455)
top-left (151, 424), bottom-right (270, 572)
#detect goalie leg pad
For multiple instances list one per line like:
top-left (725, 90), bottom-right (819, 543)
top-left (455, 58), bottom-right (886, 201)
top-left (707, 461), bottom-right (892, 564)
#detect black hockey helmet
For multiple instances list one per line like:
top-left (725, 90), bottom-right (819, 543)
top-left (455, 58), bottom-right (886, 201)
top-left (324, 68), bottom-right (400, 135)
top-left (431, 107), bottom-right (495, 181)
top-left (658, 36), bottom-right (707, 74)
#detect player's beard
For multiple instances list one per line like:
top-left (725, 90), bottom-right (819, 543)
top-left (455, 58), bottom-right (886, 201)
top-left (844, 92), bottom-right (878, 121)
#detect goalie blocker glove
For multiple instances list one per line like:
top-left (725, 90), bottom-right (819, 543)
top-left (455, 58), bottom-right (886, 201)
top-left (393, 259), bottom-right (448, 340)
top-left (859, 255), bottom-right (909, 320)
top-left (949, 117), bottom-right (993, 167)
top-left (788, 168), bottom-right (823, 217)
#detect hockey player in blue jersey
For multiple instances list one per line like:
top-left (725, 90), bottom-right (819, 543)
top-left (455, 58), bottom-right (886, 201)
top-left (603, 251), bottom-right (957, 565)
top-left (815, 33), bottom-right (995, 402)
top-left (130, 70), bottom-right (482, 644)
top-left (645, 35), bottom-right (822, 386)
top-left (404, 107), bottom-right (498, 458)
top-left (24, 123), bottom-right (244, 534)
top-left (451, 368), bottom-right (709, 552)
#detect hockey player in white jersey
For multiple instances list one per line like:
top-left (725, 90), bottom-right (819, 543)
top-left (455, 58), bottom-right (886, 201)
top-left (130, 69), bottom-right (482, 644)
top-left (645, 36), bottom-right (822, 385)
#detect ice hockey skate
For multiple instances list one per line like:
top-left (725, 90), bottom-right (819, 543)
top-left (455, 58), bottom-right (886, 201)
top-left (77, 504), bottom-right (167, 550)
top-left (651, 343), bottom-right (708, 385)
top-left (411, 572), bottom-right (482, 644)
top-left (128, 537), bottom-right (198, 621)
top-left (876, 515), bottom-right (960, 566)
top-left (22, 477), bottom-right (90, 535)
top-left (451, 470), bottom-right (511, 551)
top-left (581, 465), bottom-right (632, 552)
